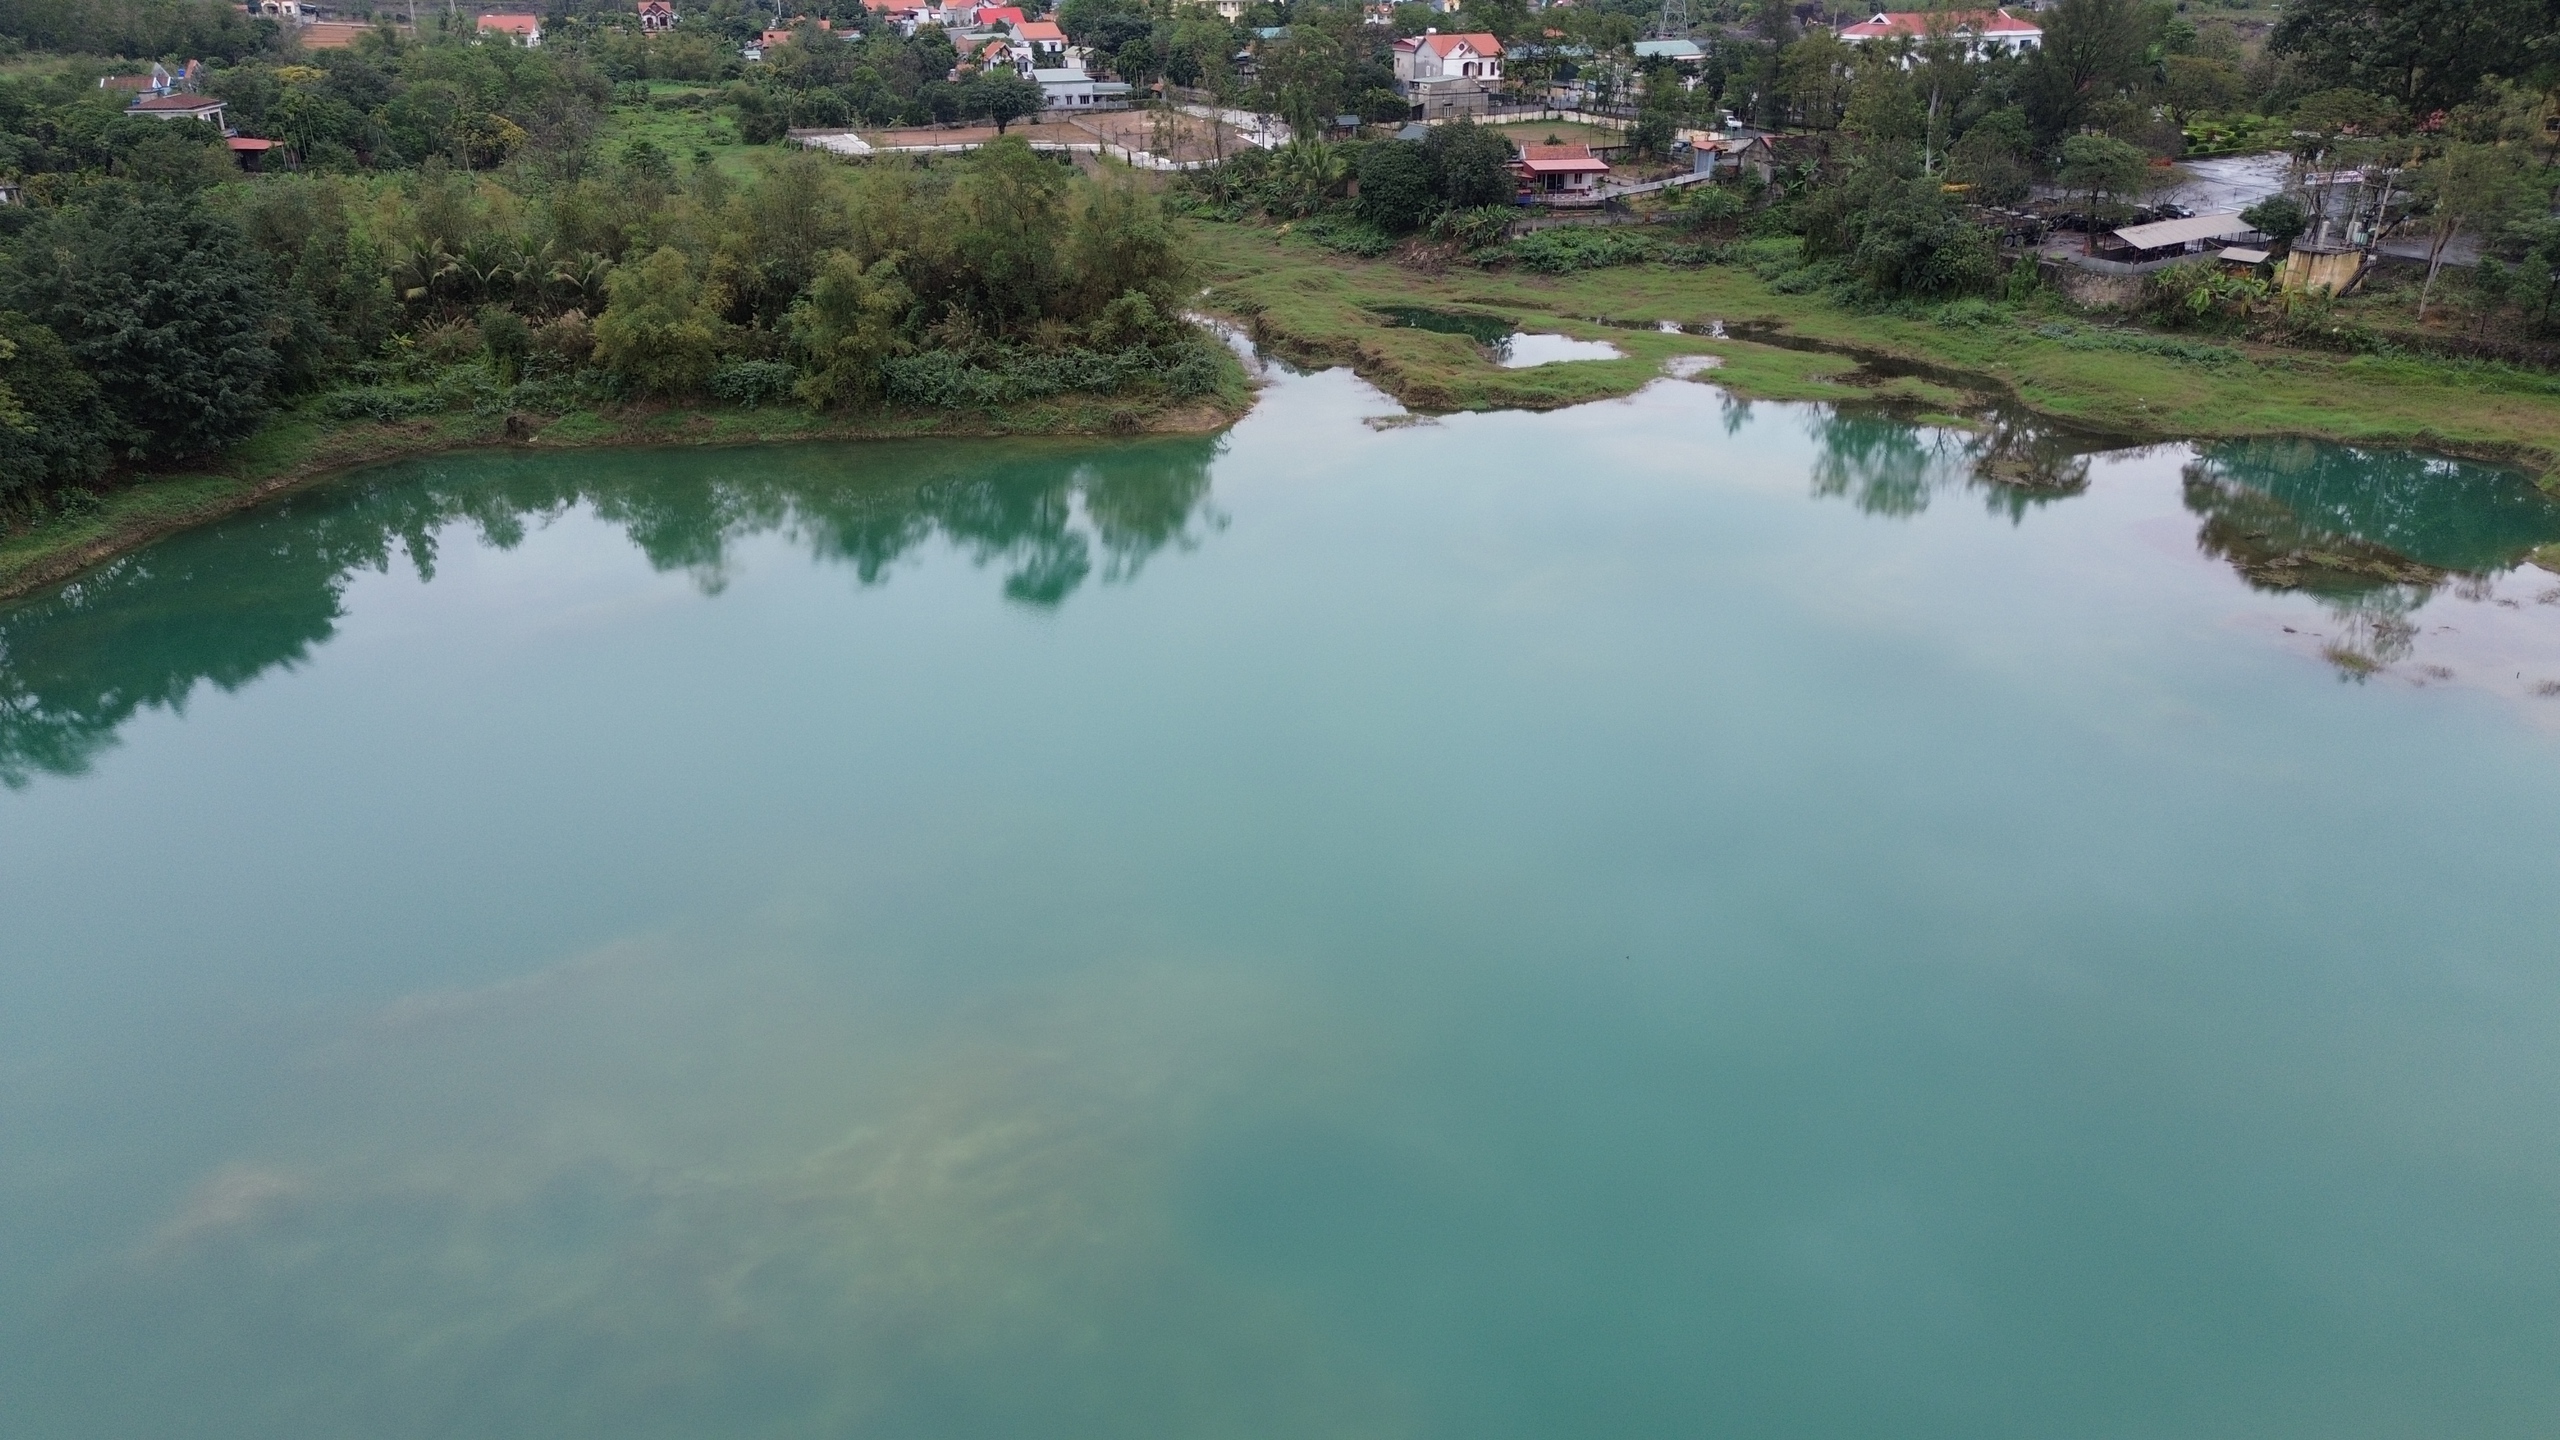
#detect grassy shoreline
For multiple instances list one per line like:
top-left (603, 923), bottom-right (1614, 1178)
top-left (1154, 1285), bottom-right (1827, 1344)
top-left (1190, 221), bottom-right (2560, 482)
top-left (0, 383), bottom-right (1248, 604)
top-left (16, 222), bottom-right (2560, 604)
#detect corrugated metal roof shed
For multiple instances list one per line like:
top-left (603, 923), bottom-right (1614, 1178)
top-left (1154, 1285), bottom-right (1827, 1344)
top-left (2110, 212), bottom-right (2259, 249)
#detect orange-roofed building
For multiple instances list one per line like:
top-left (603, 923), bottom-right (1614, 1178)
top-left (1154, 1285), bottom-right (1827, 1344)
top-left (1514, 141), bottom-right (1609, 205)
top-left (475, 13), bottom-right (544, 45)
top-left (1391, 29), bottom-right (1502, 84)
top-left (1012, 18), bottom-right (1067, 65)
top-left (759, 17), bottom-right (837, 46)
top-left (1836, 8), bottom-right (2039, 60)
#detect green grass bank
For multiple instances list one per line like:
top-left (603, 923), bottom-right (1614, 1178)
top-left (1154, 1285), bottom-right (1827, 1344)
top-left (1191, 221), bottom-right (2560, 480)
top-left (0, 380), bottom-right (1247, 604)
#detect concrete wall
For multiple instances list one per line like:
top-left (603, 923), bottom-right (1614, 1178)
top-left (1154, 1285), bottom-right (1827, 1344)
top-left (2039, 259), bottom-right (2144, 311)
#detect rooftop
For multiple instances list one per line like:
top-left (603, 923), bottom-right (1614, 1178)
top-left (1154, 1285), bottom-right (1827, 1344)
top-left (1397, 31), bottom-right (1502, 57)
top-left (2110, 212), bottom-right (2260, 250)
top-left (1518, 143), bottom-right (1610, 173)
top-left (1839, 8), bottom-right (2040, 38)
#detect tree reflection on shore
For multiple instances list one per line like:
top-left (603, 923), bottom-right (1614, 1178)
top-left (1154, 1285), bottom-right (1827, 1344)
top-left (1803, 407), bottom-right (2560, 683)
top-left (2183, 439), bottom-right (2560, 678)
top-left (1804, 407), bottom-right (2094, 522)
top-left (0, 436), bottom-right (1223, 786)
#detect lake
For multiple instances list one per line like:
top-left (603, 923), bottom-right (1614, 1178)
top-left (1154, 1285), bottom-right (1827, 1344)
top-left (4, 358), bottom-right (2559, 1438)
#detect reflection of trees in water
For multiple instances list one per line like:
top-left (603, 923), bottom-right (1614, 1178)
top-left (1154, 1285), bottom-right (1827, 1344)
top-left (1803, 408), bottom-right (2091, 521)
top-left (0, 436), bottom-right (1223, 786)
top-left (2182, 440), bottom-right (2560, 679)
top-left (2190, 439), bottom-right (2560, 574)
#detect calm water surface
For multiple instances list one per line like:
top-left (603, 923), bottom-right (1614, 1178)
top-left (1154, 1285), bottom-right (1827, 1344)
top-left (5, 361), bottom-right (2560, 1438)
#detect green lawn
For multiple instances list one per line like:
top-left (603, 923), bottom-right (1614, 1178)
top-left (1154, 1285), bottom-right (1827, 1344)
top-left (1494, 120), bottom-right (1624, 149)
top-left (595, 94), bottom-right (764, 182)
top-left (1192, 220), bottom-right (2560, 481)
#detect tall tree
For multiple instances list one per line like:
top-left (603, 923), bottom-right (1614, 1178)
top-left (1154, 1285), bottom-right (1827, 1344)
top-left (3, 192), bottom-right (279, 460)
top-left (2057, 132), bottom-right (2149, 254)
top-left (2022, 0), bottom-right (2152, 143)
top-left (2414, 141), bottom-right (2530, 319)
top-left (2271, 0), bottom-right (2560, 116)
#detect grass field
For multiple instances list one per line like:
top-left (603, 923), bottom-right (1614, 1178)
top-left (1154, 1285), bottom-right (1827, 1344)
top-left (1191, 220), bottom-right (2560, 480)
top-left (1493, 121), bottom-right (1624, 149)
top-left (594, 90), bottom-right (763, 182)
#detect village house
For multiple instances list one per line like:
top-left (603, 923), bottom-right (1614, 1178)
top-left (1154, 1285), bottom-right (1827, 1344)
top-left (637, 0), bottom-right (677, 33)
top-left (1393, 29), bottom-right (1503, 119)
top-left (1692, 132), bottom-right (1775, 184)
top-left (957, 33), bottom-right (1020, 74)
top-left (475, 13), bottom-right (543, 46)
top-left (1837, 8), bottom-right (2039, 60)
top-left (1393, 29), bottom-right (1501, 86)
top-left (128, 93), bottom-right (229, 125)
top-left (1514, 142), bottom-right (1609, 205)
top-left (99, 61), bottom-right (202, 96)
top-left (1035, 67), bottom-right (1130, 110)
top-left (1011, 19), bottom-right (1069, 69)
top-left (757, 17), bottom-right (838, 49)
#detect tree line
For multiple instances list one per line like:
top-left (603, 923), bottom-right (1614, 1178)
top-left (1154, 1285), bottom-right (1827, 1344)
top-left (1193, 0), bottom-right (2560, 326)
top-left (0, 1), bottom-right (1221, 526)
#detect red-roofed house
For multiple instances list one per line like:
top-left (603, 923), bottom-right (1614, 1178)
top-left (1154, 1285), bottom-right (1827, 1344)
top-left (975, 5), bottom-right (1026, 28)
top-left (758, 17), bottom-right (837, 47)
top-left (1393, 29), bottom-right (1502, 118)
top-left (1836, 8), bottom-right (2039, 60)
top-left (1010, 19), bottom-right (1067, 67)
top-left (1392, 29), bottom-right (1502, 84)
top-left (475, 12), bottom-right (544, 45)
top-left (961, 34), bottom-right (1021, 74)
top-left (1514, 142), bottom-right (1609, 205)
top-left (637, 0), bottom-right (678, 32)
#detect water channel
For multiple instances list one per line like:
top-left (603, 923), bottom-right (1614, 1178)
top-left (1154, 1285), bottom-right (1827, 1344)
top-left (3, 356), bottom-right (2558, 1438)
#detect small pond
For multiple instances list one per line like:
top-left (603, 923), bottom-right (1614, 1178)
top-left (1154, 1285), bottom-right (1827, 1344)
top-left (1372, 305), bottom-right (1624, 367)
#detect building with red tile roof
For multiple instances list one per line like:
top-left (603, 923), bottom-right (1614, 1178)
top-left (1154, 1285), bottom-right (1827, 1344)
top-left (1391, 29), bottom-right (1502, 83)
top-left (475, 12), bottom-right (544, 45)
top-left (1514, 141), bottom-right (1609, 204)
top-left (1836, 8), bottom-right (2039, 59)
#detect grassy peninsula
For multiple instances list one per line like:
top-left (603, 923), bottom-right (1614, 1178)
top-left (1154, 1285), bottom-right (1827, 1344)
top-left (1190, 221), bottom-right (2560, 480)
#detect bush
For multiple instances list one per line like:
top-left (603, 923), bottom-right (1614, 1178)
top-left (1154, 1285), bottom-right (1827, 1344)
top-left (879, 338), bottom-right (1227, 408)
top-left (1297, 214), bottom-right (1397, 257)
top-left (1497, 227), bottom-right (1655, 273)
top-left (709, 360), bottom-right (803, 408)
top-left (1355, 141), bottom-right (1437, 234)
top-left (1422, 122), bottom-right (1517, 209)
top-left (317, 384), bottom-right (451, 421)
top-left (593, 247), bottom-right (723, 397)
top-left (1430, 206), bottom-right (1515, 250)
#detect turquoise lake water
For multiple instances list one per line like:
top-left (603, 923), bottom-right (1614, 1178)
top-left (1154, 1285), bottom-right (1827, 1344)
top-left (4, 360), bottom-right (2559, 1437)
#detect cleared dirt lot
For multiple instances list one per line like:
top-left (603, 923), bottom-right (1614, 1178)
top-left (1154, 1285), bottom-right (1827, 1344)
top-left (848, 110), bottom-right (1253, 161)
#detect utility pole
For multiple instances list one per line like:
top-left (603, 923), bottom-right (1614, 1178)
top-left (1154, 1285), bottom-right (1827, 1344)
top-left (1652, 0), bottom-right (1686, 39)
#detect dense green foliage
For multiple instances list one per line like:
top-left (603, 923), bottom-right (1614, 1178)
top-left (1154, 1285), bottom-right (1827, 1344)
top-left (0, 5), bottom-right (1229, 526)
